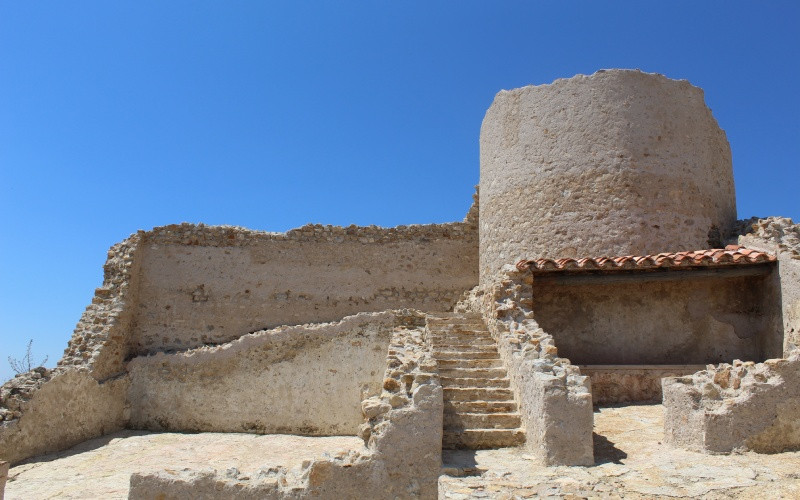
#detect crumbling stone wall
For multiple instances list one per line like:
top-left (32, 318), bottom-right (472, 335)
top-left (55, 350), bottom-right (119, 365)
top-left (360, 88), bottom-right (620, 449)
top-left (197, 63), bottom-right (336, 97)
top-left (457, 267), bottom-right (594, 466)
top-left (663, 351), bottom-right (800, 454)
top-left (131, 220), bottom-right (477, 354)
top-left (128, 310), bottom-right (443, 499)
top-left (127, 312), bottom-right (398, 436)
top-left (479, 69), bottom-right (736, 283)
top-left (735, 217), bottom-right (800, 354)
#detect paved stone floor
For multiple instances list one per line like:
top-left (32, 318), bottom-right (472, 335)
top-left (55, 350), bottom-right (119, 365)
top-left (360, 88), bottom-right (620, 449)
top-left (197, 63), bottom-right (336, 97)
top-left (6, 432), bottom-right (362, 499)
top-left (6, 405), bottom-right (800, 499)
top-left (439, 404), bottom-right (800, 499)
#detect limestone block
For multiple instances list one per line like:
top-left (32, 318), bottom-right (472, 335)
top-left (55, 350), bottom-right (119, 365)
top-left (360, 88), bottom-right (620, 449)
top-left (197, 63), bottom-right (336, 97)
top-left (663, 352), bottom-right (800, 453)
top-left (479, 69), bottom-right (736, 283)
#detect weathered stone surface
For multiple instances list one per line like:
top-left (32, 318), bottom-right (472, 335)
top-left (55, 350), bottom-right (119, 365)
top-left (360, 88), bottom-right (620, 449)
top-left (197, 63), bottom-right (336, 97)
top-left (6, 432), bottom-right (362, 499)
top-left (439, 404), bottom-right (800, 498)
top-left (479, 69), bottom-right (736, 283)
top-left (663, 351), bottom-right (800, 453)
top-left (0, 368), bottom-right (128, 465)
top-left (131, 221), bottom-right (477, 355)
top-left (128, 312), bottom-right (443, 499)
top-left (457, 266), bottom-right (594, 465)
top-left (127, 312), bottom-right (399, 435)
top-left (736, 216), bottom-right (800, 354)
top-left (0, 460), bottom-right (7, 500)
top-left (582, 365), bottom-right (706, 404)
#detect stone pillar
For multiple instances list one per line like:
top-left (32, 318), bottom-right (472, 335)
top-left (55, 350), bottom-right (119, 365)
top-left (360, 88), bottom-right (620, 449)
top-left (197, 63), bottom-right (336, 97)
top-left (479, 69), bottom-right (737, 284)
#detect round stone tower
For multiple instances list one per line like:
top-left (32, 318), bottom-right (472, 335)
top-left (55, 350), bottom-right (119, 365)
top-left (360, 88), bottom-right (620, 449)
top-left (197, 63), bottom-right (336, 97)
top-left (479, 69), bottom-right (737, 284)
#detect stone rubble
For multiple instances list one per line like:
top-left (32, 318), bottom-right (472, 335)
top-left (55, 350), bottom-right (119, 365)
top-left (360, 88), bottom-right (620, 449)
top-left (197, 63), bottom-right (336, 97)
top-left (663, 349), bottom-right (800, 454)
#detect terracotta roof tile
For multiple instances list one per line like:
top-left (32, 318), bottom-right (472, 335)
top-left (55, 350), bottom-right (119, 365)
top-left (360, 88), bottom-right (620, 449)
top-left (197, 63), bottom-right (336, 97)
top-left (516, 245), bottom-right (776, 273)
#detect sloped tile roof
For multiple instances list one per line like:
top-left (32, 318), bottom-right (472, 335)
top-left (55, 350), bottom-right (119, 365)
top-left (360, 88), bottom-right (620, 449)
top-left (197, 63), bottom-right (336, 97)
top-left (516, 245), bottom-right (776, 273)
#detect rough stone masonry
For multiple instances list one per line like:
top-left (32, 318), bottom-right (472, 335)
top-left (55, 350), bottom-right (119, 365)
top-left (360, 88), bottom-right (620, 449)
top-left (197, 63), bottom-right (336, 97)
top-left (1, 69), bottom-right (799, 499)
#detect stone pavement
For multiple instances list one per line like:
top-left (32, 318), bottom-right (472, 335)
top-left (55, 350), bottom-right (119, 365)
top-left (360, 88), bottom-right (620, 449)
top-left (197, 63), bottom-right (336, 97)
top-left (6, 431), bottom-right (362, 499)
top-left (6, 404), bottom-right (800, 499)
top-left (439, 404), bottom-right (800, 499)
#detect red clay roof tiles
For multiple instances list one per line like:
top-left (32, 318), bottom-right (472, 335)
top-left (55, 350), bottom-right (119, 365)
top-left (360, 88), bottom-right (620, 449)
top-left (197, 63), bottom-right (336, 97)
top-left (516, 245), bottom-right (776, 273)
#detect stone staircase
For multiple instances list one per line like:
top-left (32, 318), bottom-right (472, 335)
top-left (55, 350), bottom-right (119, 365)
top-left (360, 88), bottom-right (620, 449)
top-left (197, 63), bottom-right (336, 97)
top-left (427, 312), bottom-right (525, 449)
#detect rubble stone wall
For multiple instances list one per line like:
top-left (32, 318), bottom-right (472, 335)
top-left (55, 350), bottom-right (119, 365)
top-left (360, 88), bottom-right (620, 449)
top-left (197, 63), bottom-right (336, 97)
top-left (663, 351), bottom-right (800, 454)
top-left (128, 310), bottom-right (443, 499)
top-left (456, 267), bottom-right (594, 466)
top-left (0, 368), bottom-right (128, 465)
top-left (131, 221), bottom-right (477, 354)
top-left (530, 268), bottom-right (783, 365)
top-left (736, 217), bottom-right (800, 354)
top-left (127, 312), bottom-right (398, 436)
top-left (479, 69), bottom-right (736, 283)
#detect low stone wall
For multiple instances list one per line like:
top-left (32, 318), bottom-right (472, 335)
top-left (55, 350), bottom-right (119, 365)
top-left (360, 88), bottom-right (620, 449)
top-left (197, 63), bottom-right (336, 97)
top-left (128, 311), bottom-right (443, 499)
top-left (736, 216), bottom-right (800, 355)
top-left (457, 266), bottom-right (594, 466)
top-left (128, 312), bottom-right (399, 436)
top-left (0, 368), bottom-right (128, 465)
top-left (663, 350), bottom-right (800, 453)
top-left (581, 365), bottom-right (706, 405)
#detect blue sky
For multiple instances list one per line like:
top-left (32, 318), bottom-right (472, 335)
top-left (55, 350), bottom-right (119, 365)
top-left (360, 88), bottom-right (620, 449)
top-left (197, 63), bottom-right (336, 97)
top-left (1, 2), bottom-right (798, 382)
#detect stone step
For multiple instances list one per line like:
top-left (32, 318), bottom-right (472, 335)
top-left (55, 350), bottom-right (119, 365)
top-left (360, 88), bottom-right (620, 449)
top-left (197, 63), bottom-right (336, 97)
top-left (439, 367), bottom-right (509, 379)
top-left (444, 412), bottom-right (522, 429)
top-left (427, 323), bottom-right (487, 331)
top-left (440, 377), bottom-right (510, 389)
top-left (437, 358), bottom-right (504, 369)
top-left (443, 387), bottom-right (514, 402)
top-left (434, 351), bottom-right (500, 360)
top-left (426, 312), bottom-right (482, 319)
top-left (425, 320), bottom-right (489, 332)
top-left (442, 429), bottom-right (526, 449)
top-left (430, 343), bottom-right (498, 352)
top-left (445, 400), bottom-right (518, 414)
top-left (429, 336), bottom-right (496, 346)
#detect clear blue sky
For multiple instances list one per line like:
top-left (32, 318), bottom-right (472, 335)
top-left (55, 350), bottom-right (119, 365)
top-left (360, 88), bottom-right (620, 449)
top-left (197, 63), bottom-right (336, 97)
top-left (1, 2), bottom-right (798, 382)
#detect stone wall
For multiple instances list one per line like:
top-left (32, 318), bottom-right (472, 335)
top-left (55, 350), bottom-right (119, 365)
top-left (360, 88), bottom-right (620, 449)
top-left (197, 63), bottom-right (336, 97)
top-left (736, 217), bottom-right (800, 354)
top-left (128, 310), bottom-right (443, 499)
top-left (127, 312), bottom-right (398, 436)
top-left (0, 368), bottom-right (128, 465)
top-left (479, 69), bottom-right (736, 283)
top-left (663, 351), bottom-right (800, 454)
top-left (456, 267), bottom-right (594, 466)
top-left (530, 267), bottom-right (783, 365)
top-left (130, 221), bottom-right (477, 354)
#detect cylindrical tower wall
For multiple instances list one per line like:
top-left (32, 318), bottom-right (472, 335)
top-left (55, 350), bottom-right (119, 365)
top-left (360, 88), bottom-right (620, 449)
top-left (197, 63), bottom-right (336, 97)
top-left (479, 70), bottom-right (737, 284)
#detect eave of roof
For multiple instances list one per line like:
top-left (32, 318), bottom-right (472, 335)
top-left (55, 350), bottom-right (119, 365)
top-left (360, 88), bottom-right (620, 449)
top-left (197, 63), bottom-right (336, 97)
top-left (516, 245), bottom-right (776, 274)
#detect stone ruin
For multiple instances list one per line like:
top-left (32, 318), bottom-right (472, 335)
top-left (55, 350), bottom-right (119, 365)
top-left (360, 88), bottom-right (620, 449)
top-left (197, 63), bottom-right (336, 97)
top-left (1, 69), bottom-right (799, 499)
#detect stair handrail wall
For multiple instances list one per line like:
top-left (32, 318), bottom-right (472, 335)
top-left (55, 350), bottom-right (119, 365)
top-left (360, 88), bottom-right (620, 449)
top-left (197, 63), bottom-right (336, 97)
top-left (456, 265), bottom-right (595, 465)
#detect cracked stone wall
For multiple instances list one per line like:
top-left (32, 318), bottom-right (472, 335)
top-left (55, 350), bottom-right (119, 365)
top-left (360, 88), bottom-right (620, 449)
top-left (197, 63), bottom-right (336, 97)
top-left (479, 69), bottom-right (736, 284)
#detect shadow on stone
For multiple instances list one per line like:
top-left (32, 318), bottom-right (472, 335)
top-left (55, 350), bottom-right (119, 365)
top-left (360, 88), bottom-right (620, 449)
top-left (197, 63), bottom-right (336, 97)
top-left (593, 432), bottom-right (627, 465)
top-left (441, 450), bottom-right (485, 477)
